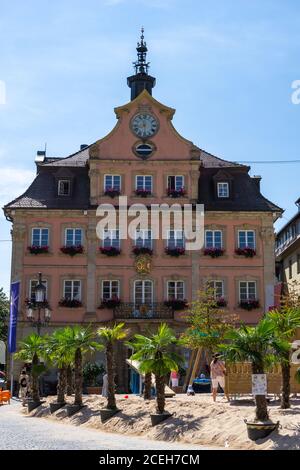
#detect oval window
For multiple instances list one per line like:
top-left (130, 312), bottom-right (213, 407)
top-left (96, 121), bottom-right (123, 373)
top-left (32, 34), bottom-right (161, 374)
top-left (135, 143), bottom-right (154, 159)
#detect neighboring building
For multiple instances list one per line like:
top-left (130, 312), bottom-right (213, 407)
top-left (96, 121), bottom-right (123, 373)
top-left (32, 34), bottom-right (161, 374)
top-left (4, 31), bottom-right (282, 390)
top-left (275, 197), bottom-right (300, 298)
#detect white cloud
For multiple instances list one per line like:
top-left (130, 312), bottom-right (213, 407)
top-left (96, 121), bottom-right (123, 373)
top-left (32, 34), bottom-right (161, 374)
top-left (0, 167), bottom-right (35, 210)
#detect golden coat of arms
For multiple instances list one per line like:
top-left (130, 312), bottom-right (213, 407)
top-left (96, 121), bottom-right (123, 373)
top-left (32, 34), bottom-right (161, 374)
top-left (135, 254), bottom-right (152, 274)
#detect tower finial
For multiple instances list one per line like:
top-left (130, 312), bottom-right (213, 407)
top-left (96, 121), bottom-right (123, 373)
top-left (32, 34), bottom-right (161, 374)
top-left (134, 27), bottom-right (150, 75)
top-left (127, 28), bottom-right (156, 100)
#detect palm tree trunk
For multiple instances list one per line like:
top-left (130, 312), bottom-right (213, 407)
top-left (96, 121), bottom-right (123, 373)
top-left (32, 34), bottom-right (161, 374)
top-left (31, 352), bottom-right (40, 403)
top-left (66, 365), bottom-right (73, 396)
top-left (74, 348), bottom-right (83, 406)
top-left (106, 341), bottom-right (116, 410)
top-left (144, 372), bottom-right (152, 400)
top-left (281, 356), bottom-right (291, 409)
top-left (155, 374), bottom-right (165, 414)
top-left (252, 363), bottom-right (269, 422)
top-left (57, 365), bottom-right (67, 404)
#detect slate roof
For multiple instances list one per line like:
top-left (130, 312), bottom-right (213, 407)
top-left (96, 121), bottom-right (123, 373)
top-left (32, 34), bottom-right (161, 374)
top-left (3, 143), bottom-right (282, 214)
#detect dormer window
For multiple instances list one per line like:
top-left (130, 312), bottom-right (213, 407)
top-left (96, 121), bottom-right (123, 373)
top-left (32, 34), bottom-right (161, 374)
top-left (217, 182), bottom-right (229, 198)
top-left (58, 180), bottom-right (71, 196)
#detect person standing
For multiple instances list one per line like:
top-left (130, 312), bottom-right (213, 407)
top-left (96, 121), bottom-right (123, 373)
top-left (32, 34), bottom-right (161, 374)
top-left (19, 370), bottom-right (30, 406)
top-left (210, 354), bottom-right (229, 402)
top-left (170, 370), bottom-right (179, 389)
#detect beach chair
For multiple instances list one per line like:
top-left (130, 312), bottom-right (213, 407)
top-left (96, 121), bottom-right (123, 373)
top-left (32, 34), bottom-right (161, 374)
top-left (0, 390), bottom-right (11, 404)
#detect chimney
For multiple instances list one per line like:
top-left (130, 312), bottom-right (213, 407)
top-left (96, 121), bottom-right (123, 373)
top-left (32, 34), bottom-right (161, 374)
top-left (35, 150), bottom-right (46, 163)
top-left (80, 144), bottom-right (88, 150)
top-left (296, 197), bottom-right (300, 211)
top-left (252, 175), bottom-right (261, 191)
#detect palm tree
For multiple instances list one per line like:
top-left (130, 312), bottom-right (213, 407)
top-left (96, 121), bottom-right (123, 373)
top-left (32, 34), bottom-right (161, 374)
top-left (15, 334), bottom-right (46, 403)
top-left (44, 329), bottom-right (74, 404)
top-left (60, 326), bottom-right (101, 406)
top-left (266, 307), bottom-right (300, 409)
top-left (220, 319), bottom-right (281, 422)
top-left (97, 323), bottom-right (128, 410)
top-left (143, 372), bottom-right (152, 400)
top-left (130, 324), bottom-right (181, 415)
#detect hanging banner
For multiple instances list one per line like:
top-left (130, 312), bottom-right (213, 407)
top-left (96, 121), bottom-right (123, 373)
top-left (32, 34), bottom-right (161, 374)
top-left (8, 281), bottom-right (20, 353)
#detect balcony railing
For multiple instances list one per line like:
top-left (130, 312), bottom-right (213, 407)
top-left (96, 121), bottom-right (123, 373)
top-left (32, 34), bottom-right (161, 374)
top-left (113, 302), bottom-right (173, 320)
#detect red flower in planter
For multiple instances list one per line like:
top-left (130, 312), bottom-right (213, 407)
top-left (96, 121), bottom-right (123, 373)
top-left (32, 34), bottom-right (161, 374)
top-left (104, 188), bottom-right (121, 198)
top-left (203, 247), bottom-right (225, 258)
top-left (235, 247), bottom-right (256, 258)
top-left (165, 246), bottom-right (185, 257)
top-left (100, 246), bottom-right (121, 256)
top-left (166, 187), bottom-right (186, 198)
top-left (164, 299), bottom-right (188, 310)
top-left (28, 245), bottom-right (49, 255)
top-left (135, 189), bottom-right (152, 197)
top-left (60, 245), bottom-right (84, 256)
top-left (98, 297), bottom-right (121, 309)
top-left (239, 299), bottom-right (260, 310)
top-left (132, 246), bottom-right (153, 256)
top-left (59, 298), bottom-right (82, 308)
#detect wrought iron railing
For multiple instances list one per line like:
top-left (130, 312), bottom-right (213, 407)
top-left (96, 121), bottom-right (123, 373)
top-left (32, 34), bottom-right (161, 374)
top-left (113, 302), bottom-right (173, 320)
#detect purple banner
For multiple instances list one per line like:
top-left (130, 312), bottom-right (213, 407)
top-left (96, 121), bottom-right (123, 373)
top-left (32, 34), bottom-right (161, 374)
top-left (8, 281), bottom-right (20, 353)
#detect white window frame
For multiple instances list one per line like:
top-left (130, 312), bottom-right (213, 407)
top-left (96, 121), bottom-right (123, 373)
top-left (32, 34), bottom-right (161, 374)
top-left (58, 179), bottom-right (71, 196)
top-left (167, 229), bottom-right (185, 248)
top-left (101, 280), bottom-right (120, 299)
top-left (31, 228), bottom-right (49, 247)
top-left (104, 174), bottom-right (121, 191)
top-left (167, 175), bottom-right (184, 191)
top-left (29, 279), bottom-right (48, 301)
top-left (217, 182), bottom-right (229, 198)
top-left (65, 228), bottom-right (83, 246)
top-left (239, 281), bottom-right (257, 302)
top-left (238, 230), bottom-right (256, 249)
top-left (135, 175), bottom-right (153, 191)
top-left (103, 229), bottom-right (120, 249)
top-left (134, 280), bottom-right (153, 305)
top-left (208, 280), bottom-right (224, 299)
top-left (167, 280), bottom-right (185, 300)
top-left (63, 280), bottom-right (82, 301)
top-left (205, 230), bottom-right (223, 249)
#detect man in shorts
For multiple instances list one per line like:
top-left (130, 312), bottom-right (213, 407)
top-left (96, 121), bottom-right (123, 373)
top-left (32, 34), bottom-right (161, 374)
top-left (210, 353), bottom-right (230, 402)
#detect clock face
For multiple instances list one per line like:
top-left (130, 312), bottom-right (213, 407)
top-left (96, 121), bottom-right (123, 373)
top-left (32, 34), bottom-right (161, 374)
top-left (131, 114), bottom-right (158, 138)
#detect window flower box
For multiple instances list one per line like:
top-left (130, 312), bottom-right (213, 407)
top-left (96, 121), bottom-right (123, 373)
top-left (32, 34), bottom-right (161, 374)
top-left (60, 245), bottom-right (84, 256)
top-left (215, 297), bottom-right (227, 308)
top-left (27, 245), bottom-right (49, 255)
top-left (98, 297), bottom-right (121, 309)
top-left (59, 298), bottom-right (83, 308)
top-left (25, 298), bottom-right (50, 309)
top-left (164, 299), bottom-right (188, 310)
top-left (132, 246), bottom-right (153, 256)
top-left (104, 188), bottom-right (121, 198)
top-left (235, 247), bottom-right (256, 258)
top-left (100, 246), bottom-right (121, 256)
top-left (203, 247), bottom-right (224, 258)
top-left (135, 189), bottom-right (152, 197)
top-left (167, 188), bottom-right (186, 198)
top-left (239, 299), bottom-right (260, 310)
top-left (165, 247), bottom-right (185, 257)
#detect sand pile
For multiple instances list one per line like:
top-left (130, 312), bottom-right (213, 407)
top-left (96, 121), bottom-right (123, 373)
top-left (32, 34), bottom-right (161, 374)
top-left (27, 394), bottom-right (300, 450)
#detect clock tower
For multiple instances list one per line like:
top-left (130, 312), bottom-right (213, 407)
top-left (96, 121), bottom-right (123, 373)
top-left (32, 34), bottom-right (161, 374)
top-left (127, 28), bottom-right (156, 100)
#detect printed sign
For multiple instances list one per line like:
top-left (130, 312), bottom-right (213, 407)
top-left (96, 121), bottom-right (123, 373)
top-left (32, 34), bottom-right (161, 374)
top-left (252, 374), bottom-right (267, 395)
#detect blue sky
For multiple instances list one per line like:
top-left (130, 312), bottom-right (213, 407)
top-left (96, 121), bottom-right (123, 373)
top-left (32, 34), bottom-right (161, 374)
top-left (0, 0), bottom-right (300, 294)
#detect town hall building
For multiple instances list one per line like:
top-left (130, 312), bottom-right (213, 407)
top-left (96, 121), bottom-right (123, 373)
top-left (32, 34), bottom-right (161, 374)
top-left (4, 30), bottom-right (282, 390)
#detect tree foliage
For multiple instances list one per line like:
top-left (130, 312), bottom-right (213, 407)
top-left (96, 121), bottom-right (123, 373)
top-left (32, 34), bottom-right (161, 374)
top-left (0, 288), bottom-right (9, 342)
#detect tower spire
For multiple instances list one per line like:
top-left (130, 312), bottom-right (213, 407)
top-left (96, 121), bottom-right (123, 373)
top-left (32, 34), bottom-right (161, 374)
top-left (127, 28), bottom-right (156, 101)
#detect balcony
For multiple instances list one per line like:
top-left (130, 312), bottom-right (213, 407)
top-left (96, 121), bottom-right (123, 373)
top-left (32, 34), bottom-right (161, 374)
top-left (113, 302), bottom-right (173, 320)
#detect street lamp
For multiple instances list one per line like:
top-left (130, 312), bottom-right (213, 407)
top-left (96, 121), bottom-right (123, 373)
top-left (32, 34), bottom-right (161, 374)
top-left (26, 272), bottom-right (51, 335)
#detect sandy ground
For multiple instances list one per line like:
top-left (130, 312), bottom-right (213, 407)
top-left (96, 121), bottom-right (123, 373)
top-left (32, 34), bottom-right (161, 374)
top-left (27, 394), bottom-right (300, 450)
